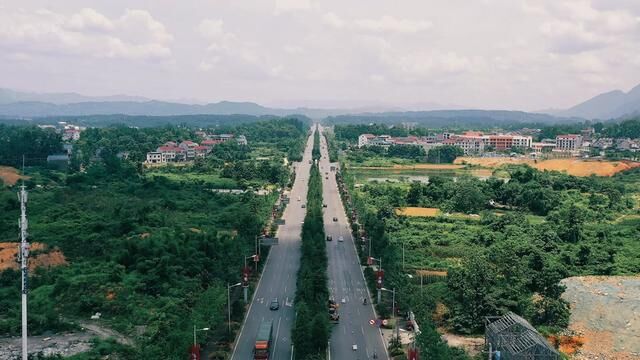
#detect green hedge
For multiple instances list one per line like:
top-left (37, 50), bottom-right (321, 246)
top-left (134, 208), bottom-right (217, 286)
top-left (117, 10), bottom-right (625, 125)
top-left (293, 130), bottom-right (329, 359)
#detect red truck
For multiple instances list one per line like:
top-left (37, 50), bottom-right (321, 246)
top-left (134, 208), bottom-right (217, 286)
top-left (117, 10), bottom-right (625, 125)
top-left (254, 320), bottom-right (273, 359)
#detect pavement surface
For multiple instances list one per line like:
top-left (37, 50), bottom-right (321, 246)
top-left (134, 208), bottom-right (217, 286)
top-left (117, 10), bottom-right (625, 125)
top-left (231, 130), bottom-right (315, 360)
top-left (318, 126), bottom-right (388, 360)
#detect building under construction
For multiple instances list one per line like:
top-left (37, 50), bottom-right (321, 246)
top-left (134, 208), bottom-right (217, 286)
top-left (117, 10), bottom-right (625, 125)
top-left (485, 312), bottom-right (560, 360)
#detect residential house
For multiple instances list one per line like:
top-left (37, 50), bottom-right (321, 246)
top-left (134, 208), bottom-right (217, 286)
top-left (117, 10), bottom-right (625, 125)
top-left (358, 134), bottom-right (375, 147)
top-left (146, 152), bottom-right (164, 164)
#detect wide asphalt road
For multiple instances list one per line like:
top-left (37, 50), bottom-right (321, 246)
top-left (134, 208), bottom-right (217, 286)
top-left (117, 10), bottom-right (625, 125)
top-left (318, 126), bottom-right (388, 360)
top-left (231, 130), bottom-right (315, 360)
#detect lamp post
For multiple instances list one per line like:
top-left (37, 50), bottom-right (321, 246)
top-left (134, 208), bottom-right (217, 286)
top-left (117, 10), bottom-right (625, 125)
top-left (193, 325), bottom-right (210, 348)
top-left (244, 255), bottom-right (257, 303)
top-left (369, 256), bottom-right (383, 303)
top-left (227, 282), bottom-right (242, 333)
top-left (382, 287), bottom-right (399, 343)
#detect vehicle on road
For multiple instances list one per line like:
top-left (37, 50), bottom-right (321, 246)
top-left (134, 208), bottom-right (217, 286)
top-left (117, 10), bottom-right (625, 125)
top-left (328, 299), bottom-right (340, 322)
top-left (269, 298), bottom-right (279, 310)
top-left (332, 217), bottom-right (338, 222)
top-left (301, 204), bottom-right (306, 208)
top-left (323, 204), bottom-right (327, 208)
top-left (338, 236), bottom-right (344, 242)
top-left (326, 235), bottom-right (332, 241)
top-left (254, 320), bottom-right (273, 359)
top-left (297, 196), bottom-right (301, 201)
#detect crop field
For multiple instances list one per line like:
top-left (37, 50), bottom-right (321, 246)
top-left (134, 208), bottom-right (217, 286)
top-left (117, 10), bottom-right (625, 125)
top-left (0, 166), bottom-right (28, 186)
top-left (454, 157), bottom-right (640, 177)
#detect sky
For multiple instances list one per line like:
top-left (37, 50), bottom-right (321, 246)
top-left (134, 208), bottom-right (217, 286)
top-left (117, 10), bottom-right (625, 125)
top-left (1, 0), bottom-right (640, 111)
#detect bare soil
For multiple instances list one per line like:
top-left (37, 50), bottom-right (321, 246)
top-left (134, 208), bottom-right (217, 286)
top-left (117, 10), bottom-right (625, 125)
top-left (561, 276), bottom-right (640, 359)
top-left (455, 158), bottom-right (640, 177)
top-left (0, 166), bottom-right (28, 186)
top-left (0, 242), bottom-right (67, 271)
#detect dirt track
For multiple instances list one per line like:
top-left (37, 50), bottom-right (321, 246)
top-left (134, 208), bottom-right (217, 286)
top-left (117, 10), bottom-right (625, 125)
top-left (561, 276), bottom-right (640, 359)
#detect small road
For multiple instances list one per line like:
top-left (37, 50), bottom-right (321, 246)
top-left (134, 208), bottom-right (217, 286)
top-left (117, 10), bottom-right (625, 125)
top-left (318, 126), bottom-right (388, 360)
top-left (231, 130), bottom-right (315, 360)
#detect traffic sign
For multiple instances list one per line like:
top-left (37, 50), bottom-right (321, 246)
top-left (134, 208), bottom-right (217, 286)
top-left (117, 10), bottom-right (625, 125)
top-left (369, 319), bottom-right (375, 325)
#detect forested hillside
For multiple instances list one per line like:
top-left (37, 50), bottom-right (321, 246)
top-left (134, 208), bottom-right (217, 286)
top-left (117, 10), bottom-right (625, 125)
top-left (0, 118), bottom-right (308, 359)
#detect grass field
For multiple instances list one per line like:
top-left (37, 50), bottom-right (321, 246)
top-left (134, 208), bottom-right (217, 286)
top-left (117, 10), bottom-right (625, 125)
top-left (454, 157), bottom-right (640, 177)
top-left (0, 166), bottom-right (28, 186)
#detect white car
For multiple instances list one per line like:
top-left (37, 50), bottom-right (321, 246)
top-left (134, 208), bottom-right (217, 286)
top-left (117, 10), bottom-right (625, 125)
top-left (338, 236), bottom-right (344, 242)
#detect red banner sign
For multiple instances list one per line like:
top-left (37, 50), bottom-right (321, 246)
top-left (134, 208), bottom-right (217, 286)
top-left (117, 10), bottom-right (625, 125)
top-left (408, 348), bottom-right (418, 360)
top-left (376, 270), bottom-right (384, 289)
top-left (189, 345), bottom-right (201, 360)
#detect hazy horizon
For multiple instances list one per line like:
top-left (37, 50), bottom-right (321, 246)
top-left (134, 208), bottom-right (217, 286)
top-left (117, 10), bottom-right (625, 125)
top-left (2, 1), bottom-right (640, 111)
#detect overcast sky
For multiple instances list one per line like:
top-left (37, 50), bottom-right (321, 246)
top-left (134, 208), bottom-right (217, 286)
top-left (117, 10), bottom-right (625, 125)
top-left (1, 0), bottom-right (640, 110)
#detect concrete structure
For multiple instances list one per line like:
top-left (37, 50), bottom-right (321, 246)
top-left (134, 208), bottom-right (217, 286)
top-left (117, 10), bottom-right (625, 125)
top-left (555, 134), bottom-right (583, 151)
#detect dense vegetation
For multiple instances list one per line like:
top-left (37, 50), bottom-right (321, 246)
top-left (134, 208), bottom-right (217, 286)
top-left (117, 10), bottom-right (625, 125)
top-left (292, 130), bottom-right (330, 360)
top-left (337, 162), bottom-right (640, 357)
top-left (0, 125), bottom-right (62, 167)
top-left (0, 119), bottom-right (306, 359)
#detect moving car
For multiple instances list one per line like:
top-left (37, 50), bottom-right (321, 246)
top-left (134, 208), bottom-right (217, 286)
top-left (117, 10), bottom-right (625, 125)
top-left (332, 217), bottom-right (338, 222)
top-left (338, 236), bottom-right (344, 242)
top-left (326, 235), bottom-right (332, 241)
top-left (269, 298), bottom-right (279, 310)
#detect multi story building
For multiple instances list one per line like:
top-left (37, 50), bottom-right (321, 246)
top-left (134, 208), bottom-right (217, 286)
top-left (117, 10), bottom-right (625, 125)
top-left (555, 134), bottom-right (583, 151)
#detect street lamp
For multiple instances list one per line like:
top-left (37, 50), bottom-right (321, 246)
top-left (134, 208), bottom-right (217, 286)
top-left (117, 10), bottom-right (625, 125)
top-left (243, 254), bottom-right (258, 303)
top-left (381, 287), bottom-right (400, 342)
top-left (227, 282), bottom-right (242, 333)
top-left (193, 325), bottom-right (210, 350)
top-left (369, 257), bottom-right (383, 303)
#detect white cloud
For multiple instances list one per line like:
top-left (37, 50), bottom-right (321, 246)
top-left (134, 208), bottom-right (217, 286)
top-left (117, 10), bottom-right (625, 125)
top-left (198, 19), bottom-right (225, 39)
top-left (323, 12), bottom-right (345, 28)
top-left (275, 0), bottom-right (312, 14)
top-left (0, 7), bottom-right (172, 60)
top-left (324, 13), bottom-right (432, 34)
top-left (283, 45), bottom-right (304, 54)
top-left (66, 8), bottom-right (114, 32)
top-left (532, 0), bottom-right (640, 54)
top-left (354, 15), bottom-right (432, 34)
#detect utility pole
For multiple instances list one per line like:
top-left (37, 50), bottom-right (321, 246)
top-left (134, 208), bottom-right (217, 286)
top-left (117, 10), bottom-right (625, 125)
top-left (18, 181), bottom-right (29, 360)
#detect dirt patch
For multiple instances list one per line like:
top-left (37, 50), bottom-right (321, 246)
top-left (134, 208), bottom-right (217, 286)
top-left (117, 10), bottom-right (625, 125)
top-left (396, 207), bottom-right (440, 217)
top-left (0, 166), bottom-right (29, 186)
top-left (439, 329), bottom-right (484, 356)
top-left (454, 157), bottom-right (640, 177)
top-left (547, 335), bottom-right (585, 356)
top-left (561, 276), bottom-right (640, 359)
top-left (0, 242), bottom-right (67, 271)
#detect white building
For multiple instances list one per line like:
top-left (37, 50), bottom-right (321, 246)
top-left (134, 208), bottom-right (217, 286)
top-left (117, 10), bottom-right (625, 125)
top-left (358, 134), bottom-right (375, 147)
top-left (556, 135), bottom-right (583, 151)
top-left (146, 152), bottom-right (164, 164)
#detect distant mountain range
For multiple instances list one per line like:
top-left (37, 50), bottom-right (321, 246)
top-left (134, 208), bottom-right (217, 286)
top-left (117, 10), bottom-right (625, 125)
top-left (552, 84), bottom-right (640, 120)
top-left (0, 88), bottom-right (587, 124)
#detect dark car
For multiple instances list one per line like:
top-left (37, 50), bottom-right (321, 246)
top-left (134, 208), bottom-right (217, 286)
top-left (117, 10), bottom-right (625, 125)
top-left (332, 217), bottom-right (338, 222)
top-left (269, 298), bottom-right (279, 310)
top-left (326, 235), bottom-right (333, 241)
top-left (323, 204), bottom-right (328, 208)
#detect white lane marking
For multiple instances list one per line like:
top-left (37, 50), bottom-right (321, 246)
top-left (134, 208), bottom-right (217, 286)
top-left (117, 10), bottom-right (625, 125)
top-left (273, 317), bottom-right (282, 356)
